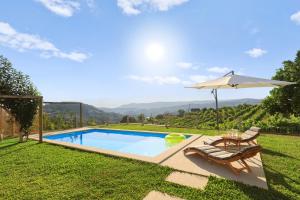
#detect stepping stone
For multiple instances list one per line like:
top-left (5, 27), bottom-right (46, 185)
top-left (143, 191), bottom-right (185, 200)
top-left (166, 171), bottom-right (208, 190)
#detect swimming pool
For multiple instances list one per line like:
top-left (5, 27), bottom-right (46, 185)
top-left (44, 129), bottom-right (190, 157)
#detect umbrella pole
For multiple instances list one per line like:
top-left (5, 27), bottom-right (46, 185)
top-left (212, 89), bottom-right (219, 130)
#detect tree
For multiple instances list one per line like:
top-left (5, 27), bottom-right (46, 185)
top-left (263, 51), bottom-right (300, 116)
top-left (147, 116), bottom-right (154, 124)
top-left (120, 115), bottom-right (137, 123)
top-left (87, 117), bottom-right (97, 126)
top-left (155, 114), bottom-right (164, 120)
top-left (137, 113), bottom-right (145, 125)
top-left (0, 55), bottom-right (40, 142)
top-left (177, 109), bottom-right (185, 117)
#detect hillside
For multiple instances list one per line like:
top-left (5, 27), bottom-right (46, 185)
top-left (100, 98), bottom-right (262, 116)
top-left (44, 103), bottom-right (123, 124)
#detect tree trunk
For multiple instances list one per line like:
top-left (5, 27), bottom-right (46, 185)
top-left (19, 132), bottom-right (23, 142)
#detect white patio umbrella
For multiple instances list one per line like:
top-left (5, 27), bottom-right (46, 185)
top-left (186, 71), bottom-right (296, 129)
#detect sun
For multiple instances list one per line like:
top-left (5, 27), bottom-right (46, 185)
top-left (145, 42), bottom-right (165, 62)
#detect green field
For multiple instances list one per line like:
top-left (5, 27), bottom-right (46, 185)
top-left (0, 125), bottom-right (299, 200)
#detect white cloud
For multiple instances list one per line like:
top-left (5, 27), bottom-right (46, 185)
top-left (127, 74), bottom-right (217, 85)
top-left (0, 21), bottom-right (88, 62)
top-left (207, 67), bottom-right (230, 74)
top-left (245, 48), bottom-right (267, 58)
top-left (176, 62), bottom-right (200, 70)
top-left (291, 11), bottom-right (300, 25)
top-left (128, 75), bottom-right (183, 85)
top-left (150, 0), bottom-right (189, 11)
top-left (86, 0), bottom-right (96, 9)
top-left (42, 51), bottom-right (88, 62)
top-left (117, 0), bottom-right (189, 15)
top-left (117, 0), bottom-right (141, 15)
top-left (176, 62), bottom-right (192, 69)
top-left (36, 0), bottom-right (80, 17)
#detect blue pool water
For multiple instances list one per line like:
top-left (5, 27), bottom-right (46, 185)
top-left (44, 129), bottom-right (189, 157)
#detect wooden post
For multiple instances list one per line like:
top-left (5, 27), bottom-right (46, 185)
top-left (0, 108), bottom-right (2, 130)
top-left (39, 97), bottom-right (43, 143)
top-left (80, 103), bottom-right (83, 127)
top-left (212, 89), bottom-right (219, 130)
top-left (215, 89), bottom-right (219, 130)
top-left (0, 109), bottom-right (2, 141)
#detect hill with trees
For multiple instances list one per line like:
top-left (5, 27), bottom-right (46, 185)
top-left (100, 98), bottom-right (261, 116)
top-left (43, 103), bottom-right (123, 130)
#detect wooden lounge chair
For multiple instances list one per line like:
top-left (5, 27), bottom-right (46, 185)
top-left (204, 127), bottom-right (261, 147)
top-left (184, 144), bottom-right (262, 175)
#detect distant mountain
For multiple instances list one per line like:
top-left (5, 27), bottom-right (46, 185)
top-left (44, 103), bottom-right (123, 123)
top-left (99, 98), bottom-right (262, 117)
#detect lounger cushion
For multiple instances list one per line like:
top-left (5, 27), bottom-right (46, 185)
top-left (203, 136), bottom-right (223, 145)
top-left (192, 145), bottom-right (223, 154)
top-left (244, 130), bottom-right (258, 136)
top-left (241, 133), bottom-right (254, 139)
top-left (250, 127), bottom-right (261, 132)
top-left (241, 131), bottom-right (259, 140)
top-left (204, 127), bottom-right (260, 145)
top-left (210, 151), bottom-right (233, 157)
top-left (239, 145), bottom-right (261, 154)
top-left (197, 145), bottom-right (216, 150)
top-left (214, 153), bottom-right (235, 159)
top-left (186, 145), bottom-right (241, 160)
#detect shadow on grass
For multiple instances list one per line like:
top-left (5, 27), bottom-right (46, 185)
top-left (200, 176), bottom-right (289, 200)
top-left (264, 165), bottom-right (300, 196)
top-left (0, 142), bottom-right (19, 150)
top-left (0, 142), bottom-right (39, 158)
top-left (262, 148), bottom-right (299, 161)
top-left (234, 180), bottom-right (291, 200)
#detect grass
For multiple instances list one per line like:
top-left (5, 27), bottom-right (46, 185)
top-left (0, 125), bottom-right (299, 200)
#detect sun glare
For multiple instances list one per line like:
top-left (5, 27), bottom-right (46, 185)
top-left (145, 42), bottom-right (165, 62)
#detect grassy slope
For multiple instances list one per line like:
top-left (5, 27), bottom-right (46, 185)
top-left (0, 125), bottom-right (299, 200)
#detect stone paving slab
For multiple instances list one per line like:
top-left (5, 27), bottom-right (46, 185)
top-left (166, 171), bottom-right (208, 189)
top-left (143, 191), bottom-right (185, 200)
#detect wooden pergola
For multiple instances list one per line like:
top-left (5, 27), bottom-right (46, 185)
top-left (0, 95), bottom-right (43, 142)
top-left (0, 96), bottom-right (85, 143)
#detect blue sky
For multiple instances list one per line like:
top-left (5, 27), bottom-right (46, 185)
top-left (0, 0), bottom-right (300, 107)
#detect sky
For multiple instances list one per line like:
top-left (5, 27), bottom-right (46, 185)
top-left (0, 0), bottom-right (300, 107)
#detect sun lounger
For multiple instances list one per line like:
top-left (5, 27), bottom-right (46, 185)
top-left (204, 127), bottom-right (261, 146)
top-left (183, 144), bottom-right (262, 175)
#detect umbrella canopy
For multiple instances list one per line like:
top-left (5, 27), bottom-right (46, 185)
top-left (188, 74), bottom-right (296, 89)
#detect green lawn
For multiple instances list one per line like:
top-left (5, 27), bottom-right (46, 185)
top-left (0, 125), bottom-right (299, 200)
